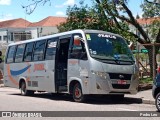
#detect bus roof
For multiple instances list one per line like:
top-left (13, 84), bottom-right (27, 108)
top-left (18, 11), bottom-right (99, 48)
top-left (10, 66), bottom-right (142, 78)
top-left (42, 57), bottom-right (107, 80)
top-left (8, 29), bottom-right (122, 46)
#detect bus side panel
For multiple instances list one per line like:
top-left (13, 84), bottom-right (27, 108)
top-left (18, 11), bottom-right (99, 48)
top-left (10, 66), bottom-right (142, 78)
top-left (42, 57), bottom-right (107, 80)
top-left (4, 63), bottom-right (20, 88)
top-left (4, 61), bottom-right (55, 93)
top-left (26, 60), bottom-right (55, 92)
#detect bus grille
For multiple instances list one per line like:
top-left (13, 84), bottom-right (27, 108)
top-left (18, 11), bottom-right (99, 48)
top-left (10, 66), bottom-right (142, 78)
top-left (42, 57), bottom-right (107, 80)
top-left (112, 84), bottom-right (130, 89)
top-left (109, 73), bottom-right (131, 80)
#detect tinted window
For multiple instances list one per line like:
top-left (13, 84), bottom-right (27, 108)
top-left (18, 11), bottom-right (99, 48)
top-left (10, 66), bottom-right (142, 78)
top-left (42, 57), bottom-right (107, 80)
top-left (45, 39), bottom-right (57, 60)
top-left (24, 42), bottom-right (34, 62)
top-left (15, 44), bottom-right (25, 63)
top-left (6, 46), bottom-right (16, 63)
top-left (33, 40), bottom-right (46, 61)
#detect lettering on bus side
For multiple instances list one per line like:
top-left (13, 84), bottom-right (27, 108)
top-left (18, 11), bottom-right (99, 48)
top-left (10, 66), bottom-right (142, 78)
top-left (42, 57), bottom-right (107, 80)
top-left (34, 63), bottom-right (45, 72)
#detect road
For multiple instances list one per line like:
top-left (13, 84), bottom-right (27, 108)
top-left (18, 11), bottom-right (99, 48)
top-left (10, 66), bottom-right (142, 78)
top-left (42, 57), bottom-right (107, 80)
top-left (0, 87), bottom-right (159, 120)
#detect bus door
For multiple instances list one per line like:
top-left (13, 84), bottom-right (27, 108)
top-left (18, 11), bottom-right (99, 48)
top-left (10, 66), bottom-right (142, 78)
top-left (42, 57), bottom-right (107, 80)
top-left (68, 34), bottom-right (89, 93)
top-left (55, 36), bottom-right (71, 92)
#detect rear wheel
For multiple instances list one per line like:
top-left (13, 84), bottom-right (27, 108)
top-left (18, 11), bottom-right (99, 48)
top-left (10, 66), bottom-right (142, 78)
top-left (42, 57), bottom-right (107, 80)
top-left (20, 81), bottom-right (34, 96)
top-left (73, 83), bottom-right (86, 102)
top-left (155, 93), bottom-right (160, 112)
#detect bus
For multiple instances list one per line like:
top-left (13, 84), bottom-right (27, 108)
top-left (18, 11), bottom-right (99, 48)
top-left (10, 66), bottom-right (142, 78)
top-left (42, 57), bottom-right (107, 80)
top-left (3, 29), bottom-right (139, 102)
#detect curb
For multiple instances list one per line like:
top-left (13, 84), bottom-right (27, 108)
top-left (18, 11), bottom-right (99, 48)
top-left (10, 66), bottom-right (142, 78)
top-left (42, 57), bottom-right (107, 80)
top-left (142, 99), bottom-right (155, 105)
top-left (125, 97), bottom-right (155, 105)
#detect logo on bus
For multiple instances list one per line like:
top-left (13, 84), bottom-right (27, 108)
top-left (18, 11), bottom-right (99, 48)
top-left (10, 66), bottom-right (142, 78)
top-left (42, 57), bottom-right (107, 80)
top-left (34, 63), bottom-right (45, 72)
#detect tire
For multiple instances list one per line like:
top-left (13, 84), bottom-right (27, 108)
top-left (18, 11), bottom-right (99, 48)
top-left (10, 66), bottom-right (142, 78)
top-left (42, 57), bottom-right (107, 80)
top-left (155, 92), bottom-right (160, 112)
top-left (73, 83), bottom-right (86, 102)
top-left (20, 81), bottom-right (34, 96)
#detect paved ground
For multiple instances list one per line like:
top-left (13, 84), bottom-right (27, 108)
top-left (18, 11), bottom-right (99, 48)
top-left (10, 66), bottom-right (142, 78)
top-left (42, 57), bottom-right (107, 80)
top-left (126, 89), bottom-right (155, 105)
top-left (0, 87), bottom-right (159, 120)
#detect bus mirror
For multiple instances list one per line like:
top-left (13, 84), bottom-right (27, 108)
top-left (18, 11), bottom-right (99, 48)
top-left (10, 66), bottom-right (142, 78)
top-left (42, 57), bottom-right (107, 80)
top-left (74, 38), bottom-right (81, 46)
top-left (74, 36), bottom-right (84, 43)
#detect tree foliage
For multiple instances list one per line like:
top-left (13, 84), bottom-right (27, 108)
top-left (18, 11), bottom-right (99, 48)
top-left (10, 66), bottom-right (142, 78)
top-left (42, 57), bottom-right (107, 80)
top-left (57, 1), bottom-right (135, 42)
top-left (141, 0), bottom-right (160, 18)
top-left (57, 2), bottom-right (113, 32)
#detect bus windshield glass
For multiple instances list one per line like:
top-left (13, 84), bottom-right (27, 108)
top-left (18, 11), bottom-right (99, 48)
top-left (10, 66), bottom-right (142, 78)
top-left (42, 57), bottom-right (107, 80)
top-left (85, 33), bottom-right (134, 64)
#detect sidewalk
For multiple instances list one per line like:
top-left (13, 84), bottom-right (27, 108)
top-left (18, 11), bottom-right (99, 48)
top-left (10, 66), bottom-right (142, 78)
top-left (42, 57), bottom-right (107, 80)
top-left (126, 89), bottom-right (155, 105)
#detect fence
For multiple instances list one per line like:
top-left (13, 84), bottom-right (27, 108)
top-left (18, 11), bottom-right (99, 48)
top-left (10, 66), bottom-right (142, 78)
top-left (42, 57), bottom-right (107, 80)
top-left (136, 43), bottom-right (160, 80)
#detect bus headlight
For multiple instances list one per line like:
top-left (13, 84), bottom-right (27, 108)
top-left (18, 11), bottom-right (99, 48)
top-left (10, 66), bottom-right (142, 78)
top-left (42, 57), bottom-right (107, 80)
top-left (91, 70), bottom-right (107, 79)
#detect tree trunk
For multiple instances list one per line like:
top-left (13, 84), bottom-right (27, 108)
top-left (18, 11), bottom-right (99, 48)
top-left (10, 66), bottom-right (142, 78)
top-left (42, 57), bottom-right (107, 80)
top-left (147, 46), bottom-right (157, 78)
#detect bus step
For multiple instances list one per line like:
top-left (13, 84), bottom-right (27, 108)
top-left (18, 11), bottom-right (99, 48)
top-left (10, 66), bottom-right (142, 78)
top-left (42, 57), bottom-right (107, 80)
top-left (58, 86), bottom-right (67, 92)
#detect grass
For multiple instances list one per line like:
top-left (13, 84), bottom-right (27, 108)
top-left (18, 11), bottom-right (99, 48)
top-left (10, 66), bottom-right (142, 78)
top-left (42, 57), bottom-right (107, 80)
top-left (139, 77), bottom-right (153, 84)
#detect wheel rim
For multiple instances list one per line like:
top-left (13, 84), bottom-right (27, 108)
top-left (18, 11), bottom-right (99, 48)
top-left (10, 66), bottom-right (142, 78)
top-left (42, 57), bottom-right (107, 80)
top-left (157, 95), bottom-right (160, 110)
top-left (75, 87), bottom-right (81, 98)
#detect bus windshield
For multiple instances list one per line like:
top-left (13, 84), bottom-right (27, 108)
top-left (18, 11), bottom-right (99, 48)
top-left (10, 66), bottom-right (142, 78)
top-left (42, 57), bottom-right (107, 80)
top-left (85, 33), bottom-right (134, 64)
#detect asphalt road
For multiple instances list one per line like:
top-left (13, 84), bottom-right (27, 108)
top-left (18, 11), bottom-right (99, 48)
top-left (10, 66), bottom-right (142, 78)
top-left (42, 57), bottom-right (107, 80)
top-left (0, 87), bottom-right (159, 120)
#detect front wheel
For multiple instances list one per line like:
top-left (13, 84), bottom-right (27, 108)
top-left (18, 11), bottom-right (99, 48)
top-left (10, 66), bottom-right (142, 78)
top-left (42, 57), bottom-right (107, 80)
top-left (155, 93), bottom-right (160, 112)
top-left (73, 83), bottom-right (86, 102)
top-left (20, 81), bottom-right (34, 96)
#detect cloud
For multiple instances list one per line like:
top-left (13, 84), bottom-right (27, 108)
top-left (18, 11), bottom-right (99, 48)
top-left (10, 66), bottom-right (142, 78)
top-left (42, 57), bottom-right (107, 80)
top-left (56, 11), bottom-right (65, 16)
top-left (55, 5), bottom-right (63, 8)
top-left (0, 14), bottom-right (13, 21)
top-left (0, 0), bottom-right (11, 5)
top-left (55, 0), bottom-right (75, 8)
top-left (63, 0), bottom-right (75, 6)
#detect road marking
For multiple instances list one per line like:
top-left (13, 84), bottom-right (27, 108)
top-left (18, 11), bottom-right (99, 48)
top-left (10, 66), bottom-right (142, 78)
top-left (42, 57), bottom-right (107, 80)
top-left (117, 108), bottom-right (137, 111)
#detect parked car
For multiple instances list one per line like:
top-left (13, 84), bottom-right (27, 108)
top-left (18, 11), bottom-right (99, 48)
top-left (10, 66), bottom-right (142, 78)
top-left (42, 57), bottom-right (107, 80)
top-left (152, 67), bottom-right (160, 111)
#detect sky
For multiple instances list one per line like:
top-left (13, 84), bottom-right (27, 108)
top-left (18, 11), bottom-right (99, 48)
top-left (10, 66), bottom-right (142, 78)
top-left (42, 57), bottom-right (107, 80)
top-left (0, 0), bottom-right (144, 22)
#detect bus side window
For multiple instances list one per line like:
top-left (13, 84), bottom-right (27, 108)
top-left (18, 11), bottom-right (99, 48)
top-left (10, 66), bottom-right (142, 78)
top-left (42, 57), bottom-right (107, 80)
top-left (15, 44), bottom-right (25, 63)
top-left (6, 45), bottom-right (16, 63)
top-left (24, 42), bottom-right (34, 62)
top-left (33, 40), bottom-right (46, 61)
top-left (45, 39), bottom-right (57, 60)
top-left (70, 35), bottom-right (87, 60)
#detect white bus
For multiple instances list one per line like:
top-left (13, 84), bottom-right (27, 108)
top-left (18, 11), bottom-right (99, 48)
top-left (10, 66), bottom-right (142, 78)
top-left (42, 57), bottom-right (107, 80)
top-left (4, 29), bottom-right (139, 102)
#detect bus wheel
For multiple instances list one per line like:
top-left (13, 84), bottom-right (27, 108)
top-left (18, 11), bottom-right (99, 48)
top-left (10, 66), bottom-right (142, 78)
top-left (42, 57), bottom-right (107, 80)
top-left (20, 81), bottom-right (34, 96)
top-left (73, 83), bottom-right (86, 102)
top-left (156, 93), bottom-right (160, 112)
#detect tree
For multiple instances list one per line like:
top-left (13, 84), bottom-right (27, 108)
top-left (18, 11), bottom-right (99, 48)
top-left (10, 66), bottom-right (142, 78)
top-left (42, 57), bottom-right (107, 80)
top-left (145, 0), bottom-right (160, 4)
top-left (58, 2), bottom-right (112, 32)
top-left (57, 2), bottom-right (114, 32)
top-left (22, 0), bottom-right (51, 15)
top-left (94, 0), bottom-right (160, 77)
top-left (136, 14), bottom-right (140, 19)
top-left (57, 1), bottom-right (136, 43)
top-left (141, 0), bottom-right (160, 18)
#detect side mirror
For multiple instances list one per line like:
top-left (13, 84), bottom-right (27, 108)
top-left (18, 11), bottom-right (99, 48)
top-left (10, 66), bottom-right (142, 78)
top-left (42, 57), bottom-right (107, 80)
top-left (74, 39), bottom-right (81, 46)
top-left (74, 36), bottom-right (84, 43)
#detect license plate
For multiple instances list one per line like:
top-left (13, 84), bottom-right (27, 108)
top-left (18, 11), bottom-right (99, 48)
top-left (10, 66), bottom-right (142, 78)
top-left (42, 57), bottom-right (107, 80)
top-left (117, 80), bottom-right (127, 85)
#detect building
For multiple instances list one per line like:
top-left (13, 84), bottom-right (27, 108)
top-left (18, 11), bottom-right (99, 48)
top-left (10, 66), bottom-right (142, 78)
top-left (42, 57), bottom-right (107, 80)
top-left (0, 16), bottom-right (66, 44)
top-left (129, 17), bottom-right (160, 39)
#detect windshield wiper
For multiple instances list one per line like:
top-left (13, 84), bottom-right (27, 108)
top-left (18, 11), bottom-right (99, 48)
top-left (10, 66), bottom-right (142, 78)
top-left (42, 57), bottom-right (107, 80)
top-left (92, 56), bottom-right (120, 64)
top-left (92, 56), bottom-right (114, 61)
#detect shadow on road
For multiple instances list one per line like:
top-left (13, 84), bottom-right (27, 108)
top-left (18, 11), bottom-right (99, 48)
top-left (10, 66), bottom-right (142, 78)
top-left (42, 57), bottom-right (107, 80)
top-left (9, 93), bottom-right (143, 105)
